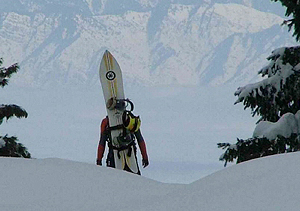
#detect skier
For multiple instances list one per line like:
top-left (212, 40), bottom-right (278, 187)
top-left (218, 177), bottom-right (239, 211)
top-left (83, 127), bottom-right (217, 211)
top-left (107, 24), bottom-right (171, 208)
top-left (96, 114), bottom-right (149, 175)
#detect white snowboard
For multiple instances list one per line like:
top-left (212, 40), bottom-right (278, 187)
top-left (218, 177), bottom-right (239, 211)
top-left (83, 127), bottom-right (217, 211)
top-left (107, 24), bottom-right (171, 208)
top-left (99, 50), bottom-right (139, 174)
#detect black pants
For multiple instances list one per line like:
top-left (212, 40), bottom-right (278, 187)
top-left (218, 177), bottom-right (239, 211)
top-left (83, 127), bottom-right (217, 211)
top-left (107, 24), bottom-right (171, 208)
top-left (106, 145), bottom-right (141, 175)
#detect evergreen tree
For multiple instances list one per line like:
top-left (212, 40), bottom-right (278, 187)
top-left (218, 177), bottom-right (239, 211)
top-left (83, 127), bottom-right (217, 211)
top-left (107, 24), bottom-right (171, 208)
top-left (0, 58), bottom-right (31, 158)
top-left (218, 46), bottom-right (300, 166)
top-left (218, 0), bottom-right (300, 166)
top-left (271, 0), bottom-right (300, 41)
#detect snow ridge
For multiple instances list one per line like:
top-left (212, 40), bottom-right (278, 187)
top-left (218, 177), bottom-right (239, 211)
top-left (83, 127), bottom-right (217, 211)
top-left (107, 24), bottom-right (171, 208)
top-left (2, 152), bottom-right (300, 211)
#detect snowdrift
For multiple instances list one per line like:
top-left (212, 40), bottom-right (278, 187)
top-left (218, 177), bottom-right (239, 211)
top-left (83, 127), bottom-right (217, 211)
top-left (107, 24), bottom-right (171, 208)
top-left (1, 153), bottom-right (300, 211)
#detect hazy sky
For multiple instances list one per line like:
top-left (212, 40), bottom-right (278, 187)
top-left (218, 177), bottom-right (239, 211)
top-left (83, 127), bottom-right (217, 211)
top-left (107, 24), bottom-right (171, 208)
top-left (1, 84), bottom-right (257, 183)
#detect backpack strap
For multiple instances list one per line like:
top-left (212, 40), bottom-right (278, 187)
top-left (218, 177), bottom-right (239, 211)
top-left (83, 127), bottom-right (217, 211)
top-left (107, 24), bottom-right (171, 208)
top-left (111, 141), bottom-right (135, 158)
top-left (108, 124), bottom-right (124, 131)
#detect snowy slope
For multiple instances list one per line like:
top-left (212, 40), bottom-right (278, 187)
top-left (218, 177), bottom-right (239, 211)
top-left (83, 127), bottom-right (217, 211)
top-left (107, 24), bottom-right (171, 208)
top-left (2, 152), bottom-right (300, 211)
top-left (148, 152), bottom-right (300, 211)
top-left (0, 0), bottom-right (296, 87)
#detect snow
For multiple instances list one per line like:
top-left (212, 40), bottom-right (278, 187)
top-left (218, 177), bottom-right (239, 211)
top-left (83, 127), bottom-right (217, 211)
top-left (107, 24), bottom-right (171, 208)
top-left (234, 47), bottom-right (296, 104)
top-left (253, 111), bottom-right (300, 140)
top-left (213, 3), bottom-right (283, 33)
top-left (2, 151), bottom-right (300, 211)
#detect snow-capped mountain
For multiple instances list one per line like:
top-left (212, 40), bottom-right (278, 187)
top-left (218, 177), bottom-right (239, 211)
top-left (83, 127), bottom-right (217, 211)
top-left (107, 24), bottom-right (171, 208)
top-left (0, 0), bottom-right (296, 87)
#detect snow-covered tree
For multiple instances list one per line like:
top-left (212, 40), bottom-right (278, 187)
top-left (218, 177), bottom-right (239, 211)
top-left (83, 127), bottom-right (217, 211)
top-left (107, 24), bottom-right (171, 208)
top-left (0, 58), bottom-right (31, 158)
top-left (235, 47), bottom-right (300, 122)
top-left (218, 46), bottom-right (300, 166)
top-left (218, 0), bottom-right (300, 166)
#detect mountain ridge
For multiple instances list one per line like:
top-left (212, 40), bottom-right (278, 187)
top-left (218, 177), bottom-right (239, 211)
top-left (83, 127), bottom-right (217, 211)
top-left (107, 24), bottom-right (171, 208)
top-left (0, 0), bottom-right (296, 87)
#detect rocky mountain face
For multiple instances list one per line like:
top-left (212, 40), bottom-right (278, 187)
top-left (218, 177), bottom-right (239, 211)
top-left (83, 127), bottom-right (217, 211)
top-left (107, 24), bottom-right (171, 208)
top-left (0, 0), bottom-right (296, 87)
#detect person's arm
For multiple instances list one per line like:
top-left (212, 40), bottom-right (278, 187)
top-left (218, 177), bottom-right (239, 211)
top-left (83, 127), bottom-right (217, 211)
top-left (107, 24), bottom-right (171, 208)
top-left (135, 129), bottom-right (149, 168)
top-left (97, 118), bottom-right (108, 165)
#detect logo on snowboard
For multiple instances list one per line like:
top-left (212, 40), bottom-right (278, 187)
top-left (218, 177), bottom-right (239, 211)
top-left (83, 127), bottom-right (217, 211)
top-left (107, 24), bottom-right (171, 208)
top-left (106, 71), bottom-right (116, 80)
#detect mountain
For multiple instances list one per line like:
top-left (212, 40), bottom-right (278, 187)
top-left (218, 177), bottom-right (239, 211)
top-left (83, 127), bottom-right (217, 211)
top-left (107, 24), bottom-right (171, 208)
top-left (0, 0), bottom-right (296, 87)
top-left (2, 152), bottom-right (300, 210)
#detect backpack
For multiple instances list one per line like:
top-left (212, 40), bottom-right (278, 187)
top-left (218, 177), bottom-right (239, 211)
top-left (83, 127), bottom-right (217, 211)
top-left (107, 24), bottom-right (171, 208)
top-left (105, 98), bottom-right (141, 149)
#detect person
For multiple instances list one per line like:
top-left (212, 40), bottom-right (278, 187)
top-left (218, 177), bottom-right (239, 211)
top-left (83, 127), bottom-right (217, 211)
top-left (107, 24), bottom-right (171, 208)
top-left (96, 115), bottom-right (149, 174)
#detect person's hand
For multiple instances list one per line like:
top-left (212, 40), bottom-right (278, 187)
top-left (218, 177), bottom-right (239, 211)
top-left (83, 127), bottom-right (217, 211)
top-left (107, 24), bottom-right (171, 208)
top-left (96, 159), bottom-right (102, 166)
top-left (142, 159), bottom-right (149, 168)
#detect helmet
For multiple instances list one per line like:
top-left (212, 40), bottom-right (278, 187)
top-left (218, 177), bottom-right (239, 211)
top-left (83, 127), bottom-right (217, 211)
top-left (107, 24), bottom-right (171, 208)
top-left (122, 111), bottom-right (141, 133)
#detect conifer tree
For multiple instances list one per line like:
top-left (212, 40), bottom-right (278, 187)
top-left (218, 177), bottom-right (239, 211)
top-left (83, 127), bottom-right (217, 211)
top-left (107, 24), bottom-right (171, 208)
top-left (218, 47), bottom-right (300, 166)
top-left (0, 58), bottom-right (31, 158)
top-left (271, 0), bottom-right (300, 41)
top-left (218, 0), bottom-right (300, 166)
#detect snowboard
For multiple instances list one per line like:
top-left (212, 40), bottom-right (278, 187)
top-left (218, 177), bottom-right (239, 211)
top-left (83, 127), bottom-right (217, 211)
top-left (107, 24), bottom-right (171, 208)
top-left (99, 50), bottom-right (139, 174)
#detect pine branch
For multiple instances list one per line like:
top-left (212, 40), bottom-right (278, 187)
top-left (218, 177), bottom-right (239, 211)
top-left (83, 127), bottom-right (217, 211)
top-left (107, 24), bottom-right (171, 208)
top-left (0, 135), bottom-right (31, 158)
top-left (0, 62), bottom-right (19, 88)
top-left (218, 134), bottom-right (300, 166)
top-left (0, 104), bottom-right (28, 124)
top-left (0, 78), bottom-right (8, 87)
top-left (271, 0), bottom-right (300, 41)
top-left (0, 58), bottom-right (30, 158)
